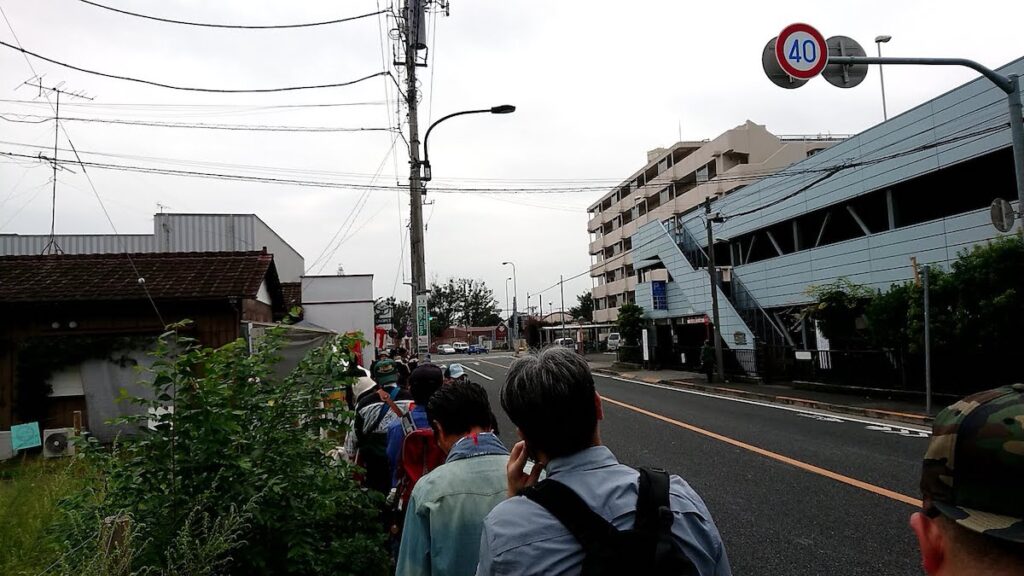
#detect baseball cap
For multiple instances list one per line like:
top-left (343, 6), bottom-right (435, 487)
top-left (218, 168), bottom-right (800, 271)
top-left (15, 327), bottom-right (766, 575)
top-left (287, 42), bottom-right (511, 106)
top-left (373, 358), bottom-right (400, 385)
top-left (409, 364), bottom-right (444, 404)
top-left (920, 383), bottom-right (1024, 543)
top-left (446, 363), bottom-right (466, 380)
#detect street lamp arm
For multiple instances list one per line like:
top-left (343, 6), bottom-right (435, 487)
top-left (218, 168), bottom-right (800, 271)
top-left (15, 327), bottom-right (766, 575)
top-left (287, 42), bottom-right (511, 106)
top-left (830, 56), bottom-right (1013, 93)
top-left (421, 106), bottom-right (515, 180)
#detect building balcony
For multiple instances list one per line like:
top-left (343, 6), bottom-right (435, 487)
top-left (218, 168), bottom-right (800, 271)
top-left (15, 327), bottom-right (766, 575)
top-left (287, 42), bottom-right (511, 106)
top-left (594, 307), bottom-right (617, 323)
top-left (589, 237), bottom-right (605, 255)
top-left (592, 283), bottom-right (609, 299)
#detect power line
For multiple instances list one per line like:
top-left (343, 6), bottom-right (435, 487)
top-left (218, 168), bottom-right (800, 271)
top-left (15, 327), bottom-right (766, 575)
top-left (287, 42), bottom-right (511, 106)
top-left (0, 113), bottom-right (398, 133)
top-left (0, 98), bottom-right (387, 109)
top-left (77, 0), bottom-right (385, 30)
top-left (0, 39), bottom-right (392, 94)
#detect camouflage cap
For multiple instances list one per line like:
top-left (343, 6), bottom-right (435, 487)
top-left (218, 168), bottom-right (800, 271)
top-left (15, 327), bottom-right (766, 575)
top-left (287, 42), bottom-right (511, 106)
top-left (921, 383), bottom-right (1024, 543)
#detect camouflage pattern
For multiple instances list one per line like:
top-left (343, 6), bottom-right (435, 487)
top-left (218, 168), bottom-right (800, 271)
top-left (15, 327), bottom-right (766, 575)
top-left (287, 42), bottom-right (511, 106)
top-left (921, 383), bottom-right (1024, 543)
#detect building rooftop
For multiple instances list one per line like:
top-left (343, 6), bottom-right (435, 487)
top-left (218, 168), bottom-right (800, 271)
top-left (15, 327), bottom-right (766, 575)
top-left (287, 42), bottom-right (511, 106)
top-left (0, 250), bottom-right (278, 303)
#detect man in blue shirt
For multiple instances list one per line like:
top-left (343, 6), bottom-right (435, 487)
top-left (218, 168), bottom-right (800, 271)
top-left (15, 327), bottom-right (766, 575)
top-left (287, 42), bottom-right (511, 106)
top-left (397, 381), bottom-right (509, 576)
top-left (387, 363), bottom-right (444, 487)
top-left (476, 346), bottom-right (732, 575)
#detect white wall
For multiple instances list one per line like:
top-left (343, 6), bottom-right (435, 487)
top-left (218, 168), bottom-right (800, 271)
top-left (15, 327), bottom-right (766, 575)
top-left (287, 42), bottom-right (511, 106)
top-left (301, 275), bottom-right (375, 363)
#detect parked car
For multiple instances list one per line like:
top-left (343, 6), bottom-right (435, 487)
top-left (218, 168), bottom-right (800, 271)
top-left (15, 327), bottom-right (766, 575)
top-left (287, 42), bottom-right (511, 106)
top-left (605, 332), bottom-right (622, 351)
top-left (452, 341), bottom-right (470, 353)
top-left (554, 337), bottom-right (576, 349)
top-left (467, 344), bottom-right (489, 354)
top-left (438, 344), bottom-right (456, 355)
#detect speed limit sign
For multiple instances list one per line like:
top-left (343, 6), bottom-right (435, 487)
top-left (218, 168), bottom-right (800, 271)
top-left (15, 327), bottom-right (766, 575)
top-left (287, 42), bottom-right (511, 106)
top-left (775, 23), bottom-right (828, 80)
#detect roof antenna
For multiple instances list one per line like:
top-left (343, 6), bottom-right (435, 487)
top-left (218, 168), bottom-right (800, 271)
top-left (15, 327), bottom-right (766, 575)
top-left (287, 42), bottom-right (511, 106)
top-left (19, 76), bottom-right (95, 255)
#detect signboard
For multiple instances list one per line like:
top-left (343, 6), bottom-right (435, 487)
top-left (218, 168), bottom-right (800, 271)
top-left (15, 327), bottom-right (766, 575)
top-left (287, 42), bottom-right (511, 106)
top-left (641, 329), bottom-right (650, 362)
top-left (651, 281), bottom-right (667, 310)
top-left (775, 23), bottom-right (828, 80)
top-left (11, 422), bottom-right (41, 452)
top-left (496, 324), bottom-right (508, 341)
top-left (684, 315), bottom-right (709, 325)
top-left (733, 331), bottom-right (748, 346)
top-left (991, 198), bottom-right (1016, 232)
top-left (795, 350), bottom-right (813, 361)
top-left (415, 293), bottom-right (429, 350)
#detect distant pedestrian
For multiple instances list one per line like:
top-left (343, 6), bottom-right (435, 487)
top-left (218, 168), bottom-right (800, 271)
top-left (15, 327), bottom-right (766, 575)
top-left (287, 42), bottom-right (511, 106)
top-left (700, 340), bottom-right (715, 383)
top-left (396, 381), bottom-right (509, 576)
top-left (477, 346), bottom-right (731, 575)
top-left (910, 384), bottom-right (1024, 575)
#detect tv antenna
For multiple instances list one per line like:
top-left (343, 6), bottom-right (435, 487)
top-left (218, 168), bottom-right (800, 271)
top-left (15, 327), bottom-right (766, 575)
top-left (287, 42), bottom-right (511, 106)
top-left (17, 75), bottom-right (94, 255)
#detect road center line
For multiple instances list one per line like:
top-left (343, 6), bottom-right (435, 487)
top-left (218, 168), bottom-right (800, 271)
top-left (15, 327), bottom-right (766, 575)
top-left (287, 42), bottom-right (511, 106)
top-left (461, 364), bottom-right (494, 381)
top-left (600, 395), bottom-right (923, 508)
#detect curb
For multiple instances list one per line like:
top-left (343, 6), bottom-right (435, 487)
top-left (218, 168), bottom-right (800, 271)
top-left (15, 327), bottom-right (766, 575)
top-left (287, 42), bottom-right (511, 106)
top-left (592, 368), bottom-right (932, 426)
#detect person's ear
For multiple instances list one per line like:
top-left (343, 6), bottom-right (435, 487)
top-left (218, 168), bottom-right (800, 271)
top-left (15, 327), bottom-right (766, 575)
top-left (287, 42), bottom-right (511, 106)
top-left (910, 512), bottom-right (946, 575)
top-left (594, 392), bottom-right (604, 421)
top-left (516, 427), bottom-right (525, 441)
top-left (433, 420), bottom-right (447, 443)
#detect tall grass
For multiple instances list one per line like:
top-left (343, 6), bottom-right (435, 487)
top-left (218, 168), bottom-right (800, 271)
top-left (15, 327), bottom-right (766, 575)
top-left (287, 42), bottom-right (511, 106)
top-left (0, 456), bottom-right (90, 576)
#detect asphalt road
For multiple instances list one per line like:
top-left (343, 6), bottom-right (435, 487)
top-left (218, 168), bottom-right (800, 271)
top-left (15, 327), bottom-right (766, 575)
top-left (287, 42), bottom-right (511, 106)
top-left (435, 353), bottom-right (930, 576)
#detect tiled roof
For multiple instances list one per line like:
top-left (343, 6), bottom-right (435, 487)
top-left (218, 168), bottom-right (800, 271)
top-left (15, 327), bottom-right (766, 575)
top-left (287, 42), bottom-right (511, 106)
top-left (0, 251), bottom-right (276, 303)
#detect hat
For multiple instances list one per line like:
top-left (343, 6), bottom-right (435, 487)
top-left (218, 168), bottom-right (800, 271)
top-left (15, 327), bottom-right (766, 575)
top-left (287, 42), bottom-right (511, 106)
top-left (373, 359), bottom-right (400, 385)
top-left (921, 383), bottom-right (1024, 543)
top-left (352, 376), bottom-right (378, 403)
top-left (410, 363), bottom-right (443, 388)
top-left (446, 363), bottom-right (466, 380)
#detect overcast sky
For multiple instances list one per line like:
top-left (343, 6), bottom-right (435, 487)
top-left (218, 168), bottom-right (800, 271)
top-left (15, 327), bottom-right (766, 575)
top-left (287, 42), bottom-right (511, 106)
top-left (1, 0), bottom-right (1022, 314)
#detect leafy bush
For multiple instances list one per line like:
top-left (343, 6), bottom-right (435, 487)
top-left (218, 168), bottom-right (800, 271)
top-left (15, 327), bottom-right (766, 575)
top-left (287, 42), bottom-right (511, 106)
top-left (56, 324), bottom-right (388, 576)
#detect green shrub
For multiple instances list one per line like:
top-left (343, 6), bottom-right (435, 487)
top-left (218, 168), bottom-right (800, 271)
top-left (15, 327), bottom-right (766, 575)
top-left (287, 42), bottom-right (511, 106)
top-left (56, 324), bottom-right (388, 576)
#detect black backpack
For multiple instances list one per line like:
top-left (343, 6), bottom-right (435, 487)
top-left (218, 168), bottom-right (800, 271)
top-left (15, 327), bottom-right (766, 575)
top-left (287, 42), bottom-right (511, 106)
top-left (521, 467), bottom-right (696, 576)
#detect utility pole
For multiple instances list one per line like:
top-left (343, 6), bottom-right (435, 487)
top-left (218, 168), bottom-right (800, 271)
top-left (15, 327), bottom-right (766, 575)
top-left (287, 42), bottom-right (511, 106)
top-left (21, 77), bottom-right (93, 255)
top-left (403, 0), bottom-right (429, 355)
top-left (560, 275), bottom-right (566, 337)
top-left (922, 265), bottom-right (932, 414)
top-left (704, 198), bottom-right (725, 382)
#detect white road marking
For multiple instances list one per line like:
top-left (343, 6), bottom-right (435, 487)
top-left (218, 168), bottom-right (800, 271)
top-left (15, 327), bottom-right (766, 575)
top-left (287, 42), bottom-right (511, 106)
top-left (461, 364), bottom-right (494, 381)
top-left (597, 375), bottom-right (932, 436)
top-left (796, 413), bottom-right (843, 423)
top-left (476, 359), bottom-right (514, 370)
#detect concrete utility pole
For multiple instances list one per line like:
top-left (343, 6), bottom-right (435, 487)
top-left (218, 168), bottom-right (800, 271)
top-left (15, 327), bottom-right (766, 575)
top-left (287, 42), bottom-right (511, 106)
top-left (560, 275), bottom-right (566, 336)
top-left (704, 198), bottom-right (725, 383)
top-left (922, 265), bottom-right (932, 414)
top-left (405, 0), bottom-right (428, 354)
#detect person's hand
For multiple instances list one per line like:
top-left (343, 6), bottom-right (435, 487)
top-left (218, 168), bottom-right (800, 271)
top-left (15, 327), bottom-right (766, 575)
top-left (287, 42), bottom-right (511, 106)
top-left (507, 440), bottom-right (543, 497)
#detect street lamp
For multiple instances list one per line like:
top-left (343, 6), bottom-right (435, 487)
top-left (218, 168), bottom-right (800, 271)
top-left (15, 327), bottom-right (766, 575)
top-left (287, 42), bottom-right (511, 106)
top-left (502, 261), bottom-right (518, 351)
top-left (875, 35), bottom-right (892, 121)
top-left (421, 105), bottom-right (516, 182)
top-left (504, 276), bottom-right (512, 321)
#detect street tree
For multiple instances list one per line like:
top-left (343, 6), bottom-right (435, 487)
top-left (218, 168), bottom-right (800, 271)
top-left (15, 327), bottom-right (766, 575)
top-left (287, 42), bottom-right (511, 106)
top-left (616, 303), bottom-right (645, 345)
top-left (568, 292), bottom-right (594, 322)
top-left (428, 277), bottom-right (500, 336)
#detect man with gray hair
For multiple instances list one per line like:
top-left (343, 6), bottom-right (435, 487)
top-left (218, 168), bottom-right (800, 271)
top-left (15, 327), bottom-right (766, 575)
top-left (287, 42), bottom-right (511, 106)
top-left (476, 346), bottom-right (731, 575)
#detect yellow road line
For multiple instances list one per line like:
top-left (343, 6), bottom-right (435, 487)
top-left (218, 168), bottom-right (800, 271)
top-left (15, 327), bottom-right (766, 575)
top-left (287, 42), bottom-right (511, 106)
top-left (601, 395), bottom-right (923, 508)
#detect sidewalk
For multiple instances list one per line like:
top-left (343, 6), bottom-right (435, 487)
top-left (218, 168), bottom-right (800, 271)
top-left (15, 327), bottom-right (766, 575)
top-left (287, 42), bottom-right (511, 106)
top-left (587, 356), bottom-right (932, 426)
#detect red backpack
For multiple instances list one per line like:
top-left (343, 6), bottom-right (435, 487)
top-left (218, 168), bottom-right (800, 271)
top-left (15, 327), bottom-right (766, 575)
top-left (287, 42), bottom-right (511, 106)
top-left (395, 414), bottom-right (446, 509)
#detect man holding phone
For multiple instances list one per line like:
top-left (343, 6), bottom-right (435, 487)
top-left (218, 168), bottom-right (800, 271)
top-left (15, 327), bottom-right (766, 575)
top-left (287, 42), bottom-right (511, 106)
top-left (476, 346), bottom-right (732, 575)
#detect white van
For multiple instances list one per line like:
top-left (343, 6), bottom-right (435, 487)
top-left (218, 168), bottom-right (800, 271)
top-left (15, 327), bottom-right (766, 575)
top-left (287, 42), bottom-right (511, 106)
top-left (605, 332), bottom-right (621, 351)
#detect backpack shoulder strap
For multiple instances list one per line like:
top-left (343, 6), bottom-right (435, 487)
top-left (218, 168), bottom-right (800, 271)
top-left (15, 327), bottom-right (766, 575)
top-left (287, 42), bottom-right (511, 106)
top-left (635, 467), bottom-right (673, 533)
top-left (521, 479), bottom-right (616, 550)
top-left (636, 467), bottom-right (698, 574)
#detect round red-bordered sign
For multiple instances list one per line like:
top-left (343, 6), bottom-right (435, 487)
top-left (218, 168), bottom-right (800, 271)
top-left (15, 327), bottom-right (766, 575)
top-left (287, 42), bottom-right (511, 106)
top-left (775, 23), bottom-right (828, 80)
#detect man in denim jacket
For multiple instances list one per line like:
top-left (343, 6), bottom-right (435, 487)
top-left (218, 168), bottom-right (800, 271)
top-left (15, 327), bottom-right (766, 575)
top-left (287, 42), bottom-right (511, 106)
top-left (396, 381), bottom-right (510, 576)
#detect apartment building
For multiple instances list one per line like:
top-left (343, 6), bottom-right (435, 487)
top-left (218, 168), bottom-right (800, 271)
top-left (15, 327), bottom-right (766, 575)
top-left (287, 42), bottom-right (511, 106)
top-left (587, 121), bottom-right (842, 324)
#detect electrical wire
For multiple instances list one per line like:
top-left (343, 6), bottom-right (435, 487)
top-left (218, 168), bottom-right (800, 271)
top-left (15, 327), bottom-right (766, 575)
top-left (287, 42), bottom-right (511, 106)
top-left (0, 113), bottom-right (398, 133)
top-left (76, 0), bottom-right (385, 30)
top-left (0, 39), bottom-right (392, 94)
top-left (0, 2), bottom-right (165, 326)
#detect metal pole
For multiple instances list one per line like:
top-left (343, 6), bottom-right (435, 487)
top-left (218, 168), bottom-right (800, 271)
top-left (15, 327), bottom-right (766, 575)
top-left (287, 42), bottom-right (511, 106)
top-left (923, 265), bottom-right (932, 414)
top-left (405, 0), bottom-right (428, 355)
top-left (876, 42), bottom-right (888, 121)
top-left (704, 198), bottom-right (725, 382)
top-left (1007, 75), bottom-right (1024, 217)
top-left (560, 275), bottom-right (566, 336)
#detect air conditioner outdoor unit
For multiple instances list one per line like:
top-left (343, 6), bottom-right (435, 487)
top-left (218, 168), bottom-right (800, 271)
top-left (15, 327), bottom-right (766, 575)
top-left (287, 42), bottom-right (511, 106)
top-left (42, 428), bottom-right (76, 458)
